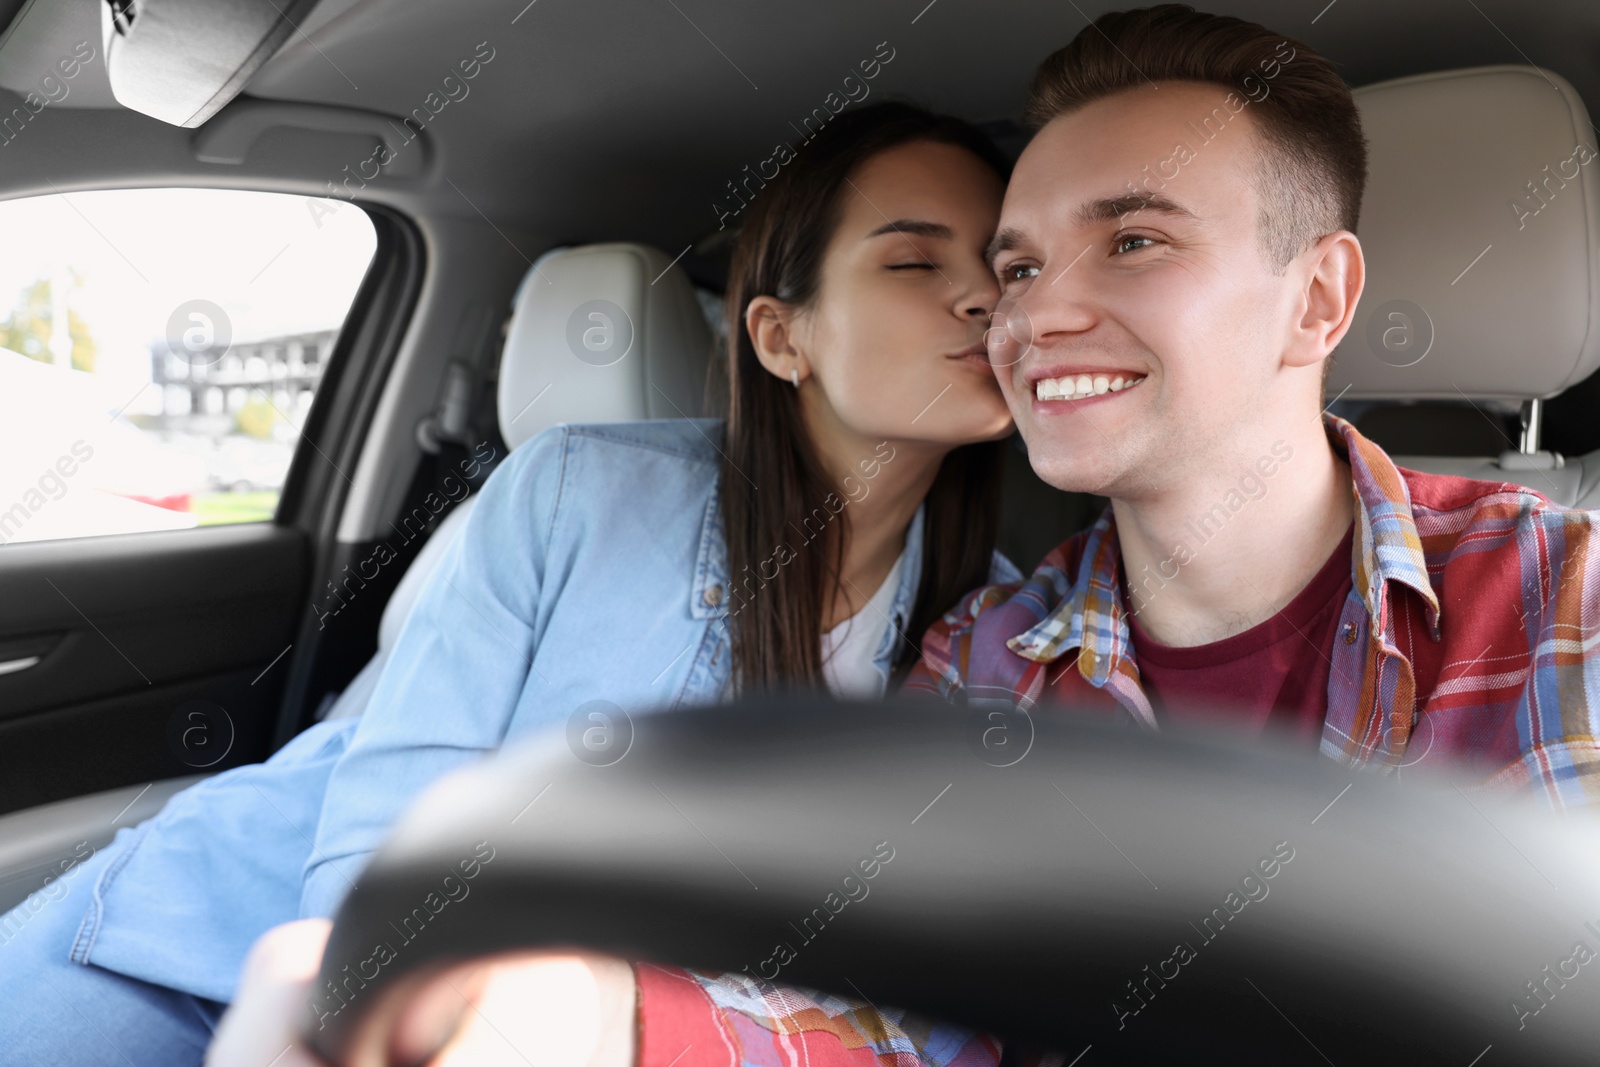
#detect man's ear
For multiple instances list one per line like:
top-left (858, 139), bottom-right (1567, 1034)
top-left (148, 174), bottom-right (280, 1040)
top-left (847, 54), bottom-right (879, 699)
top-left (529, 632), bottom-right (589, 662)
top-left (745, 295), bottom-right (811, 384)
top-left (1287, 230), bottom-right (1365, 370)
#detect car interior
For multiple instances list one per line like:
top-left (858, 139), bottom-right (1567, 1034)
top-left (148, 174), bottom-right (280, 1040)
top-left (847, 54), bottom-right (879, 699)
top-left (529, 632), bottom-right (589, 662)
top-left (0, 0), bottom-right (1598, 1053)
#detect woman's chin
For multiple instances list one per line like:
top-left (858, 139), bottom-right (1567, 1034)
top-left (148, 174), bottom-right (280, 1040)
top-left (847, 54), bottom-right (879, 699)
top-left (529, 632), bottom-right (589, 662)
top-left (901, 409), bottom-right (1016, 449)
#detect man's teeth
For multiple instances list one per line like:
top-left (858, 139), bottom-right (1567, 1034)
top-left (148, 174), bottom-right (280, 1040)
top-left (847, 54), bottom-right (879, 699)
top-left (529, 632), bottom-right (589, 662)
top-left (1034, 374), bottom-right (1146, 401)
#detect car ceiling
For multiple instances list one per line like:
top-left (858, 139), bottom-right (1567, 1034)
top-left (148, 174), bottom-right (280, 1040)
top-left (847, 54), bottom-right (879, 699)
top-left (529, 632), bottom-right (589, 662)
top-left (3, 0), bottom-right (1600, 272)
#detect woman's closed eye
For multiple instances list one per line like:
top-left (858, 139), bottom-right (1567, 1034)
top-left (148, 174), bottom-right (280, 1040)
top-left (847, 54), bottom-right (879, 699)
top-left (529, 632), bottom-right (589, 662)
top-left (887, 260), bottom-right (938, 271)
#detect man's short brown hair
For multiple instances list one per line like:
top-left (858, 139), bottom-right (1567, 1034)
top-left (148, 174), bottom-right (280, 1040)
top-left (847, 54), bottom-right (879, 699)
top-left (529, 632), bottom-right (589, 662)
top-left (1026, 4), bottom-right (1368, 274)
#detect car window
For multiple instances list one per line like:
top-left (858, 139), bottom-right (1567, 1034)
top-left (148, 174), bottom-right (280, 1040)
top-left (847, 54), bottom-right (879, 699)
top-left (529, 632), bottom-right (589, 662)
top-left (0, 188), bottom-right (376, 545)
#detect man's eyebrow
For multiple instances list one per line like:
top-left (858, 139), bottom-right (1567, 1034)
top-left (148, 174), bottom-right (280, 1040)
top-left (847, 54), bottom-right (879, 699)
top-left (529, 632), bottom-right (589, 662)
top-left (1076, 193), bottom-right (1200, 226)
top-left (984, 226), bottom-right (1027, 269)
top-left (864, 219), bottom-right (953, 240)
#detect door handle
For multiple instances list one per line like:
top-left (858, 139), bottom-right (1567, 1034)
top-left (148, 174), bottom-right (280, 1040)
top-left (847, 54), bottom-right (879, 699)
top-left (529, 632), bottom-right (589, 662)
top-left (0, 655), bottom-right (41, 677)
top-left (0, 633), bottom-right (61, 677)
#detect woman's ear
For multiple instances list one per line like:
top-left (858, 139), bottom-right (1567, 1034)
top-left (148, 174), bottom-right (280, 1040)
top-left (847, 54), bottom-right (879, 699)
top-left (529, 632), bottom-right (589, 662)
top-left (745, 295), bottom-right (810, 385)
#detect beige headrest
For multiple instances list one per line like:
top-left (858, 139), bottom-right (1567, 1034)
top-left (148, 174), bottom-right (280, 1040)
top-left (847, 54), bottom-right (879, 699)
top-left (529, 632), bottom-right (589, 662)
top-left (1330, 66), bottom-right (1600, 401)
top-left (497, 243), bottom-right (715, 450)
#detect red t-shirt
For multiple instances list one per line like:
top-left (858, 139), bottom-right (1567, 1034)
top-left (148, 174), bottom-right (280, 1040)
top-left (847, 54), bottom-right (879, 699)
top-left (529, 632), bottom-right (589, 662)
top-left (1123, 521), bottom-right (1355, 744)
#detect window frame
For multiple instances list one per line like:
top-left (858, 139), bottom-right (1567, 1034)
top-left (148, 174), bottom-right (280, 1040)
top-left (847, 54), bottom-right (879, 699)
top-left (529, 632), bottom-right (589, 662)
top-left (267, 200), bottom-right (428, 746)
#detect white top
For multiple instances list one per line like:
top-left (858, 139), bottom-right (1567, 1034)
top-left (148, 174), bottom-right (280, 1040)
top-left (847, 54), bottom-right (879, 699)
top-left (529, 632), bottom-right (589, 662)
top-left (821, 549), bottom-right (908, 701)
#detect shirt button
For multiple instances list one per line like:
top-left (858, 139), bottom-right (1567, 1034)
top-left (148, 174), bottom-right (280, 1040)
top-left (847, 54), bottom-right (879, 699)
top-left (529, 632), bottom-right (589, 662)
top-left (703, 584), bottom-right (723, 607)
top-left (1342, 622), bottom-right (1357, 644)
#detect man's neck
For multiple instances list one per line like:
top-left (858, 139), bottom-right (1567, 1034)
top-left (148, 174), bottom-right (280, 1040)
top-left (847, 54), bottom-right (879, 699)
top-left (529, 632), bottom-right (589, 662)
top-left (1112, 418), bottom-right (1355, 648)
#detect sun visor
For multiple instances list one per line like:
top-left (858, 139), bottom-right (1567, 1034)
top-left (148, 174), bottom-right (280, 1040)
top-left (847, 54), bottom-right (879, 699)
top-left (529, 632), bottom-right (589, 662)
top-left (103, 0), bottom-right (322, 128)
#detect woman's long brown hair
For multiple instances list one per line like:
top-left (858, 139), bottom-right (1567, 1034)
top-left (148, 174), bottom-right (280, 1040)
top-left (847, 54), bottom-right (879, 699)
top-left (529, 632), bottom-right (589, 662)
top-left (720, 102), bottom-right (1010, 694)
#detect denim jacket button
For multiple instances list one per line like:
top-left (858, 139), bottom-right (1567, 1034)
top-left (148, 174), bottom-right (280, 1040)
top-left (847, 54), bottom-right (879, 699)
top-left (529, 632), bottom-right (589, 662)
top-left (703, 584), bottom-right (723, 607)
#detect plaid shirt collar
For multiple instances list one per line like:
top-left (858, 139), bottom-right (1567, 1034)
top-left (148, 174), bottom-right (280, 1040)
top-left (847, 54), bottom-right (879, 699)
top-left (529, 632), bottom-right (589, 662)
top-left (1004, 414), bottom-right (1443, 680)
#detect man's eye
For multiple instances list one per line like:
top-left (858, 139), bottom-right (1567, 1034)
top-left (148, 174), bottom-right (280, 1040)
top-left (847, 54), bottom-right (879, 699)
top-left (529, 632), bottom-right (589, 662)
top-left (1001, 263), bottom-right (1040, 282)
top-left (1114, 235), bottom-right (1156, 254)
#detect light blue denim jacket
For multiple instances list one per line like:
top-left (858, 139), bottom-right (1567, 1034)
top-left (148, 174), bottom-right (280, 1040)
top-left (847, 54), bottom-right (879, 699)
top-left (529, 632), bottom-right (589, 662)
top-left (71, 420), bottom-right (1019, 1002)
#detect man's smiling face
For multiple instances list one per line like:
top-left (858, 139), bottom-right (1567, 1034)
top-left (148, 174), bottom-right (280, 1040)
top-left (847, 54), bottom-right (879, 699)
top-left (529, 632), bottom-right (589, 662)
top-left (988, 82), bottom-right (1310, 499)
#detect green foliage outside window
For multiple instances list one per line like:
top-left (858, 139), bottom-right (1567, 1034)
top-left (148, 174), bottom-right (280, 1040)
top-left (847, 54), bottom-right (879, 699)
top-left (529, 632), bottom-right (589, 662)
top-left (0, 273), bottom-right (97, 372)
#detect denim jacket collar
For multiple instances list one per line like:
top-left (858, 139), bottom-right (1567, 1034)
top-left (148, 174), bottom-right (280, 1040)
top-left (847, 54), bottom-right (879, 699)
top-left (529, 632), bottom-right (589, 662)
top-left (690, 487), bottom-right (728, 622)
top-left (690, 483), bottom-right (926, 678)
top-left (877, 502), bottom-right (927, 663)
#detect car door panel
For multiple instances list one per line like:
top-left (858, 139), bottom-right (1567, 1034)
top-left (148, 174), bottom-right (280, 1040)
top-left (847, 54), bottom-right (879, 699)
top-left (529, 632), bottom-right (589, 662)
top-left (0, 524), bottom-right (304, 815)
top-left (0, 774), bottom-right (207, 914)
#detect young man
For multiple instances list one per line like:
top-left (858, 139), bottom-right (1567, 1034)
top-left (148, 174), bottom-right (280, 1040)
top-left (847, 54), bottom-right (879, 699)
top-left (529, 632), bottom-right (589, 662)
top-left (906, 4), bottom-right (1600, 810)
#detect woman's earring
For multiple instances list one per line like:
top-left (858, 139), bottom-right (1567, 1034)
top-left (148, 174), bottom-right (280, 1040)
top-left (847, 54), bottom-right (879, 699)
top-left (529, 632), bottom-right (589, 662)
top-left (790, 368), bottom-right (800, 389)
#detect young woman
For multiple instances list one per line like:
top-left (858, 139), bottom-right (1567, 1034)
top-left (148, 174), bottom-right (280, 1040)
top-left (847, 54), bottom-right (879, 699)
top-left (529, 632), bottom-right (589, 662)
top-left (1, 101), bottom-right (1016, 1064)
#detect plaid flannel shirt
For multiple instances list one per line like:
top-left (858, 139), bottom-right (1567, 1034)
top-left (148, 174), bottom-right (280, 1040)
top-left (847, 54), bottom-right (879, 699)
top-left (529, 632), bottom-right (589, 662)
top-left (637, 415), bottom-right (1600, 1067)
top-left (637, 964), bottom-right (1013, 1067)
top-left (907, 414), bottom-right (1600, 807)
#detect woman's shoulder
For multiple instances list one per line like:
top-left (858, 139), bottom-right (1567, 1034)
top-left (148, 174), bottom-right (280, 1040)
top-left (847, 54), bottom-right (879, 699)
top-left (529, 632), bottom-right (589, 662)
top-left (499, 419), bottom-right (725, 482)
top-left (450, 419), bottom-right (728, 585)
top-left (558, 418), bottom-right (726, 467)
top-left (487, 419), bottom-right (725, 532)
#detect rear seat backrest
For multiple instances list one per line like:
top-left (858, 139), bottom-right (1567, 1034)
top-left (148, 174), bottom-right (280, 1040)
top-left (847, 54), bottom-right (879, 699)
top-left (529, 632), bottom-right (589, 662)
top-left (321, 243), bottom-right (714, 720)
top-left (1333, 66), bottom-right (1600, 507)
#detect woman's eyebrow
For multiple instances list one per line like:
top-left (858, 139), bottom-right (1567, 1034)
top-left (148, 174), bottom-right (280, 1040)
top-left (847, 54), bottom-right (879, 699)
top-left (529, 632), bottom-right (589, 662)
top-left (864, 219), bottom-right (953, 240)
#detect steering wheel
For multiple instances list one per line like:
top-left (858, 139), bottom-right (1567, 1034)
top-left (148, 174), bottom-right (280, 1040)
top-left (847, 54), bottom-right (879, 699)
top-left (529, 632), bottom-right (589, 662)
top-left (306, 697), bottom-right (1599, 1065)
